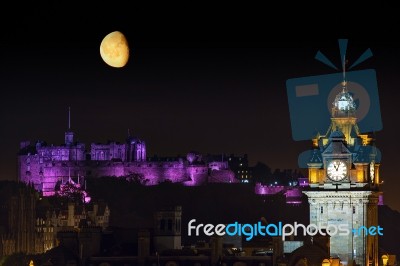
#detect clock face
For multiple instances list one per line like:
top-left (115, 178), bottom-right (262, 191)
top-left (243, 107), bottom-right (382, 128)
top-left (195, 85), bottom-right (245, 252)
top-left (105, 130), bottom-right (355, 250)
top-left (327, 160), bottom-right (347, 181)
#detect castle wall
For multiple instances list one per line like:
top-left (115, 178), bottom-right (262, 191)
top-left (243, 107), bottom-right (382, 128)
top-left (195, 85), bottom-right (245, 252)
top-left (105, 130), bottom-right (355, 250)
top-left (20, 157), bottom-right (226, 194)
top-left (37, 144), bottom-right (86, 161)
top-left (90, 143), bottom-right (126, 161)
top-left (208, 169), bottom-right (236, 184)
top-left (285, 188), bottom-right (303, 204)
top-left (254, 184), bottom-right (285, 195)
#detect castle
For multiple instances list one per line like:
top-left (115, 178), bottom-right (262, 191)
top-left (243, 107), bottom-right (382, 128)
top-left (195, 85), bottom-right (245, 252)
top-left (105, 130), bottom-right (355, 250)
top-left (17, 112), bottom-right (237, 197)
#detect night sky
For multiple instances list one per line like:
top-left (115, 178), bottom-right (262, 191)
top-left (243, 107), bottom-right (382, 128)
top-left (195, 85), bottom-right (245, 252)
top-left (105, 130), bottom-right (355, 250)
top-left (1, 4), bottom-right (400, 209)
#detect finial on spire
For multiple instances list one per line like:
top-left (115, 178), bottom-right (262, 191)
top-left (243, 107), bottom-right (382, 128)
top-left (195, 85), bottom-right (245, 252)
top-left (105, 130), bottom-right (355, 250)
top-left (68, 107), bottom-right (71, 130)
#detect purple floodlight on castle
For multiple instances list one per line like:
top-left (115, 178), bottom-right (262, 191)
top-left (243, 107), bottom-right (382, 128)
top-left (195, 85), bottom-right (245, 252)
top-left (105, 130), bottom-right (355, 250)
top-left (254, 184), bottom-right (285, 195)
top-left (17, 109), bottom-right (236, 196)
top-left (285, 188), bottom-right (303, 204)
top-left (297, 177), bottom-right (309, 187)
top-left (254, 183), bottom-right (305, 205)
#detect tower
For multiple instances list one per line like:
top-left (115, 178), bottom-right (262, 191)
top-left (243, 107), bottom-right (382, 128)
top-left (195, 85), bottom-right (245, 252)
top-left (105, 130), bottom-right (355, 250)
top-left (153, 206), bottom-right (182, 253)
top-left (303, 77), bottom-right (381, 265)
top-left (126, 131), bottom-right (147, 162)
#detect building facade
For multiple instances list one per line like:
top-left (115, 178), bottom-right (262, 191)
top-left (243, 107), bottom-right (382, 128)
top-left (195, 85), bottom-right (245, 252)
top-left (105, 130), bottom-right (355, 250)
top-left (35, 201), bottom-right (110, 253)
top-left (0, 183), bottom-right (37, 256)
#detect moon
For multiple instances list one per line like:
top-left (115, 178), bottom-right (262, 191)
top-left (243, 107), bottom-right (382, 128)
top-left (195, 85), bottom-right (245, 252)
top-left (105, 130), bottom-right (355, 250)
top-left (100, 31), bottom-right (129, 68)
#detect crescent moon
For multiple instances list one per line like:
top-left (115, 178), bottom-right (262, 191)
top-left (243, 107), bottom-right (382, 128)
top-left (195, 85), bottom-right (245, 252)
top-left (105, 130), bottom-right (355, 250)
top-left (100, 31), bottom-right (129, 68)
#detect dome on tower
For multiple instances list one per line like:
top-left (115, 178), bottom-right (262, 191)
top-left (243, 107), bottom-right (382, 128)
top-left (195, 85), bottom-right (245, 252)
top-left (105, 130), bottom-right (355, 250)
top-left (333, 85), bottom-right (356, 112)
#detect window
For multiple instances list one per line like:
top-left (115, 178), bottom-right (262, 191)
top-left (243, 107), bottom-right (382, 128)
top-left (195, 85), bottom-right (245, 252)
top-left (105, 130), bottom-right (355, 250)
top-left (320, 206), bottom-right (323, 214)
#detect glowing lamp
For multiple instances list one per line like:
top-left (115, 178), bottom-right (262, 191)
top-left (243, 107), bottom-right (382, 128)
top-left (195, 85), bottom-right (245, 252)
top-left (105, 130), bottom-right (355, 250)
top-left (382, 255), bottom-right (389, 266)
top-left (321, 259), bottom-right (331, 266)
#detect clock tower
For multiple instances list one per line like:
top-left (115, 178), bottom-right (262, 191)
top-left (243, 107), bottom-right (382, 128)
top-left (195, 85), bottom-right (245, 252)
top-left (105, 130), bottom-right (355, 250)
top-left (303, 80), bottom-right (381, 266)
